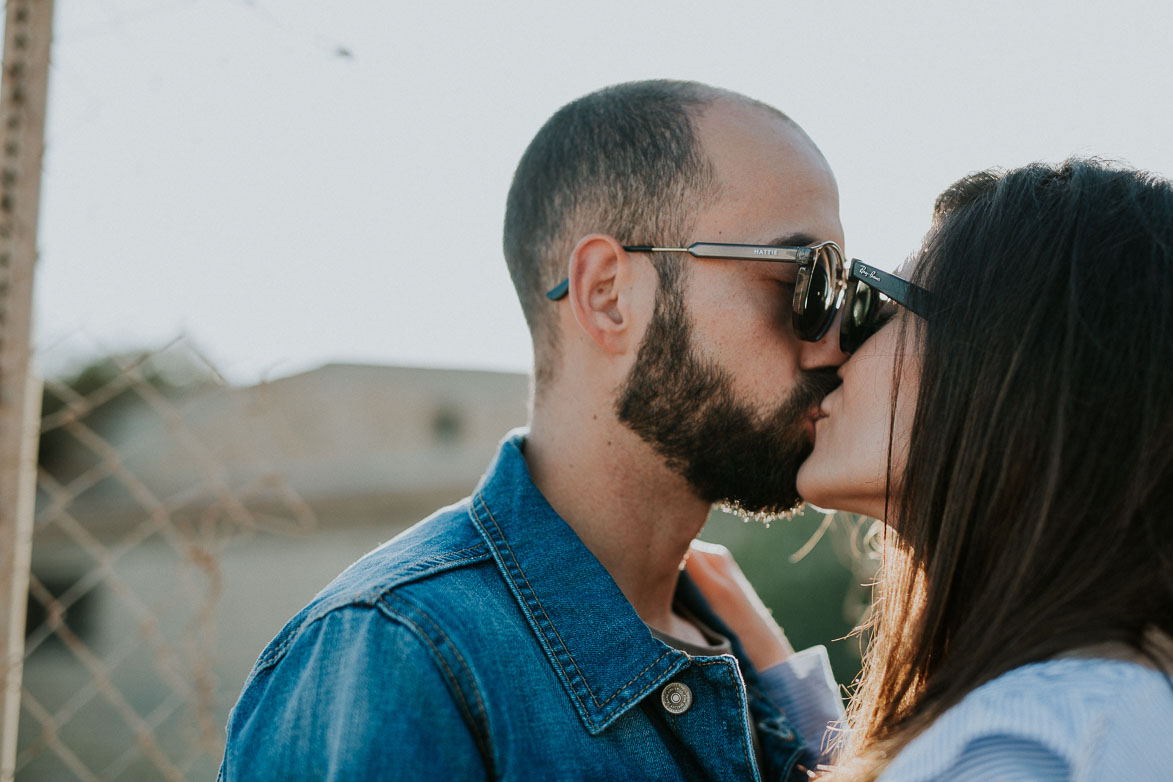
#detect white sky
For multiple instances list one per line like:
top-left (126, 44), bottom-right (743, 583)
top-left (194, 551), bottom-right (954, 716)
top-left (31, 0), bottom-right (1173, 384)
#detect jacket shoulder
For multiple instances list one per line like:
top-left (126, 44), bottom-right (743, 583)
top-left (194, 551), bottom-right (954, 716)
top-left (222, 603), bottom-right (491, 780)
top-left (255, 498), bottom-right (492, 673)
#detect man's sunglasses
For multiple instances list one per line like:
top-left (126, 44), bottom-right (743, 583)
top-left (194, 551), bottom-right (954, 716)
top-left (545, 241), bottom-right (847, 343)
top-left (840, 260), bottom-right (931, 353)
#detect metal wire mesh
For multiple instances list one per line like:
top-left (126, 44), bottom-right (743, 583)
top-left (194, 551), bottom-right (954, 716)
top-left (16, 340), bottom-right (316, 780)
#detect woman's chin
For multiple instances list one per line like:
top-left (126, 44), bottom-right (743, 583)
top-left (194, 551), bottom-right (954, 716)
top-left (796, 463), bottom-right (885, 520)
top-left (795, 460), bottom-right (829, 509)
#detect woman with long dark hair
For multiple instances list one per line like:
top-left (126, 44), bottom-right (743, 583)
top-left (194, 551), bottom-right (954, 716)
top-left (693, 158), bottom-right (1173, 780)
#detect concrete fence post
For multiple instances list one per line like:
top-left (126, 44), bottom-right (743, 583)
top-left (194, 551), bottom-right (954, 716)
top-left (0, 2), bottom-right (54, 779)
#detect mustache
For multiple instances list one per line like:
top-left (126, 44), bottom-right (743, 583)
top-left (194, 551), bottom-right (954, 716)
top-left (786, 367), bottom-right (841, 414)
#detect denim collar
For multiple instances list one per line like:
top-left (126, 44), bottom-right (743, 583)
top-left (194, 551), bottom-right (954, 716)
top-left (469, 429), bottom-right (696, 734)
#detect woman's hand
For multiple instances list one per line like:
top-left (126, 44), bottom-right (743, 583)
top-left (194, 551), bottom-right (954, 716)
top-left (685, 540), bottom-right (795, 670)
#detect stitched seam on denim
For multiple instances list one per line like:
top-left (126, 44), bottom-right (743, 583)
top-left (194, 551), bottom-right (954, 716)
top-left (379, 599), bottom-right (496, 772)
top-left (469, 492), bottom-right (596, 714)
top-left (619, 658), bottom-right (692, 711)
top-left (694, 659), bottom-right (757, 775)
top-left (475, 491), bottom-right (680, 710)
top-left (254, 547), bottom-right (490, 672)
top-left (370, 544), bottom-right (491, 590)
top-left (383, 592), bottom-right (493, 751)
top-left (472, 491), bottom-right (678, 714)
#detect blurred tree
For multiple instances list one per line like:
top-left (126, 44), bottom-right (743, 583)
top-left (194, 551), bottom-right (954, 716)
top-left (37, 349), bottom-right (214, 485)
top-left (699, 507), bottom-right (877, 688)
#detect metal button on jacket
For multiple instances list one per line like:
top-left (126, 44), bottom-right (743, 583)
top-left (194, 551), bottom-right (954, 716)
top-left (661, 682), bottom-right (693, 715)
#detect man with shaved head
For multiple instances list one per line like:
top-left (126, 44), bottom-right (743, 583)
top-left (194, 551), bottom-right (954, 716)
top-left (221, 80), bottom-right (847, 781)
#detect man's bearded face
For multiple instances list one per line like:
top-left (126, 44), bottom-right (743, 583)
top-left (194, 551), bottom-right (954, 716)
top-left (616, 269), bottom-right (839, 519)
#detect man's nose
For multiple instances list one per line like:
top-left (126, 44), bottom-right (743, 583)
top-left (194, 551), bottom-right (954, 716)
top-left (799, 307), bottom-right (848, 370)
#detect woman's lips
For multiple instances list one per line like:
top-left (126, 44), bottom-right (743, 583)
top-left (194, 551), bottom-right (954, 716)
top-left (818, 389), bottom-right (839, 419)
top-left (806, 406), bottom-right (828, 440)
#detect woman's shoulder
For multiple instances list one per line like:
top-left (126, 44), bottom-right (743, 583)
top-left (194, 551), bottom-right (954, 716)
top-left (880, 658), bottom-right (1173, 781)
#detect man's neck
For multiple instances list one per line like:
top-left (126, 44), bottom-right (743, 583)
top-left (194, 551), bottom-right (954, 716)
top-left (525, 405), bottom-right (712, 644)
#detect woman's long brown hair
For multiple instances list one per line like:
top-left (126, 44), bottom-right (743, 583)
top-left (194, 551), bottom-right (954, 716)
top-left (827, 159), bottom-right (1173, 779)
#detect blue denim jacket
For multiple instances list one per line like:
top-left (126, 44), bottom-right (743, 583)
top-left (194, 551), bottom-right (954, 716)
top-left (220, 431), bottom-right (814, 780)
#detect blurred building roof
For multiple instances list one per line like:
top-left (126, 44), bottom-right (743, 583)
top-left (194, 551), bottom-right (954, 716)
top-left (50, 363), bottom-right (530, 534)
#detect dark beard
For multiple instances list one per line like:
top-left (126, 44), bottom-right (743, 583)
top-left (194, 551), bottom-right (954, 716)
top-left (616, 272), bottom-right (840, 517)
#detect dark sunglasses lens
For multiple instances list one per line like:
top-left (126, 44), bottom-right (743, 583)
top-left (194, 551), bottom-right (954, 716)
top-left (841, 279), bottom-right (881, 353)
top-left (792, 246), bottom-right (839, 340)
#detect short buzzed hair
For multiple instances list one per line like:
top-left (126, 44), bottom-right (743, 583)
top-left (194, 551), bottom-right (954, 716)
top-left (502, 80), bottom-right (726, 388)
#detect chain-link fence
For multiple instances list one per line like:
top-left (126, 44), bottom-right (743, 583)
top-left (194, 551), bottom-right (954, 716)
top-left (5, 335), bottom-right (534, 781)
top-left (16, 341), bottom-right (318, 780)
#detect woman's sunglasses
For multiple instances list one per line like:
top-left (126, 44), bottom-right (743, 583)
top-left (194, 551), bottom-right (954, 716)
top-left (546, 240), bottom-right (847, 343)
top-left (840, 260), bottom-right (931, 353)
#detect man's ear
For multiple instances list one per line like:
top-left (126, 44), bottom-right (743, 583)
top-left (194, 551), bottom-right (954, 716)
top-left (566, 234), bottom-right (637, 355)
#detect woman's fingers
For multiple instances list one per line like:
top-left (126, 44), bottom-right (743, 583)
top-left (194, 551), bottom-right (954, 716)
top-left (685, 540), bottom-right (795, 669)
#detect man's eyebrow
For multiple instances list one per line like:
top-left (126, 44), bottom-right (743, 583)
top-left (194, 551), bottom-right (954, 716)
top-left (765, 233), bottom-right (818, 247)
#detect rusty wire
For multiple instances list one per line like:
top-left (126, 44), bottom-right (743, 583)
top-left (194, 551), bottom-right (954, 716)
top-left (16, 341), bottom-right (317, 779)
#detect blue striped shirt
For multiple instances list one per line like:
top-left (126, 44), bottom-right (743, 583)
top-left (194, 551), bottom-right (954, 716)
top-left (763, 654), bottom-right (1173, 780)
top-left (878, 658), bottom-right (1173, 781)
top-left (760, 646), bottom-right (846, 764)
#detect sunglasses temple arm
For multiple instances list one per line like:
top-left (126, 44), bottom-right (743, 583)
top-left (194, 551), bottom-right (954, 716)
top-left (546, 246), bottom-right (692, 300)
top-left (853, 263), bottom-right (932, 317)
top-left (883, 275), bottom-right (932, 318)
top-left (904, 287), bottom-right (931, 318)
top-left (545, 279), bottom-right (570, 300)
top-left (550, 243), bottom-right (821, 300)
top-left (687, 243), bottom-right (808, 262)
